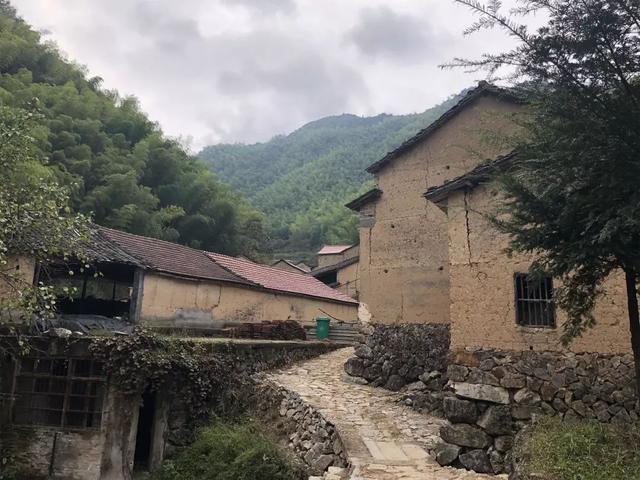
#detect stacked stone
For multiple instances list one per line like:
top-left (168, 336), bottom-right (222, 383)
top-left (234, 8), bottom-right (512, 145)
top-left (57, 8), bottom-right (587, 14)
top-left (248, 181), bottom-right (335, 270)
top-left (278, 391), bottom-right (348, 476)
top-left (435, 348), bottom-right (639, 474)
top-left (344, 323), bottom-right (450, 408)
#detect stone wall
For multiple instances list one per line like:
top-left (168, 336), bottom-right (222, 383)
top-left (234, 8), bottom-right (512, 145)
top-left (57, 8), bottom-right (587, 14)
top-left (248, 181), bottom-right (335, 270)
top-left (435, 348), bottom-right (639, 475)
top-left (253, 378), bottom-right (348, 477)
top-left (344, 324), bottom-right (450, 412)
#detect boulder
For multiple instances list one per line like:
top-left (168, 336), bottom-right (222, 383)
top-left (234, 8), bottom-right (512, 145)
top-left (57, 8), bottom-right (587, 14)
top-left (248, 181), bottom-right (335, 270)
top-left (477, 406), bottom-right (513, 435)
top-left (452, 382), bottom-right (510, 404)
top-left (385, 374), bottom-right (406, 391)
top-left (443, 397), bottom-right (478, 423)
top-left (344, 357), bottom-right (364, 377)
top-left (354, 344), bottom-right (373, 359)
top-left (434, 442), bottom-right (461, 466)
top-left (459, 449), bottom-right (493, 474)
top-left (514, 388), bottom-right (541, 406)
top-left (500, 373), bottom-right (526, 389)
top-left (447, 364), bottom-right (469, 382)
top-left (440, 423), bottom-right (491, 449)
top-left (311, 454), bottom-right (334, 475)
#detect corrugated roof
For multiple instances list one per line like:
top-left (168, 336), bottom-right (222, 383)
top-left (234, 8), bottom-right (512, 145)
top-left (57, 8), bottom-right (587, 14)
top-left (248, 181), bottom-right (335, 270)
top-left (366, 82), bottom-right (522, 174)
top-left (97, 227), bottom-right (250, 284)
top-left (317, 245), bottom-right (353, 255)
top-left (207, 253), bottom-right (358, 305)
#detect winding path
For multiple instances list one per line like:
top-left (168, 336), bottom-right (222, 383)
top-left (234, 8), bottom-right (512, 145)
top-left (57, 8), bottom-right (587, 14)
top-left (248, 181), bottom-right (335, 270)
top-left (267, 347), bottom-right (504, 480)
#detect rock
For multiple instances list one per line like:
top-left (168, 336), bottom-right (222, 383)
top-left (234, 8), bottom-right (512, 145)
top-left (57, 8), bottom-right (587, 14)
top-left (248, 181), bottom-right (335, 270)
top-left (494, 435), bottom-right (514, 453)
top-left (344, 357), bottom-right (364, 377)
top-left (468, 369), bottom-right (501, 386)
top-left (419, 371), bottom-right (441, 383)
top-left (479, 358), bottom-right (497, 371)
top-left (447, 364), bottom-right (469, 382)
top-left (489, 449), bottom-right (505, 474)
top-left (514, 388), bottom-right (541, 406)
top-left (540, 382), bottom-right (558, 402)
top-left (434, 442), bottom-right (461, 466)
top-left (362, 364), bottom-right (382, 381)
top-left (385, 374), bottom-right (406, 391)
top-left (612, 408), bottom-right (631, 424)
top-left (311, 454), bottom-right (334, 474)
top-left (571, 400), bottom-right (588, 417)
top-left (440, 423), bottom-right (491, 449)
top-left (459, 449), bottom-right (493, 474)
top-left (452, 382), bottom-right (510, 404)
top-left (406, 381), bottom-right (427, 392)
top-left (477, 405), bottom-right (513, 435)
top-left (443, 396), bottom-right (478, 423)
top-left (343, 375), bottom-right (368, 385)
top-left (354, 344), bottom-right (373, 359)
top-left (511, 405), bottom-right (540, 420)
top-left (48, 327), bottom-right (72, 338)
top-left (500, 373), bottom-right (526, 389)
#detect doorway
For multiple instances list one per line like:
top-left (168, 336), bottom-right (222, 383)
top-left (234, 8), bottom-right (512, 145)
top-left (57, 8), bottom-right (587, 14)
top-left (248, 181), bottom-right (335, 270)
top-left (134, 389), bottom-right (156, 471)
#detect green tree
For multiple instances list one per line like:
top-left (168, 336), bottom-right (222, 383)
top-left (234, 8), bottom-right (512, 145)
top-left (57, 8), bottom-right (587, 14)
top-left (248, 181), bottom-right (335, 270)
top-left (0, 106), bottom-right (91, 321)
top-left (451, 0), bottom-right (640, 390)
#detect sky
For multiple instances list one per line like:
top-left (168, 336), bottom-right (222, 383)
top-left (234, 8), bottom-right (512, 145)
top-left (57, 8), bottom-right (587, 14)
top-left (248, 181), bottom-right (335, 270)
top-left (13, 0), bottom-right (533, 150)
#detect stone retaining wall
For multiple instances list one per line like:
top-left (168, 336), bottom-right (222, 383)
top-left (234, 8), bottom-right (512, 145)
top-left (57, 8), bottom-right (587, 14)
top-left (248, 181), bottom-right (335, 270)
top-left (254, 378), bottom-right (348, 477)
top-left (344, 324), bottom-right (449, 388)
top-left (435, 348), bottom-right (639, 475)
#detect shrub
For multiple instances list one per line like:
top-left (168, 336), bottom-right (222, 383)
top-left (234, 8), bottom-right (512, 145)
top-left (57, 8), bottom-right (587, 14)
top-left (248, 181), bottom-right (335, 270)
top-left (151, 420), bottom-right (305, 480)
top-left (515, 416), bottom-right (640, 480)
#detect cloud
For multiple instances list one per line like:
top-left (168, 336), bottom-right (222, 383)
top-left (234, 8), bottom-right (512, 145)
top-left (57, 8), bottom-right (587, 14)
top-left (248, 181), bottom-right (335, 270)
top-left (221, 0), bottom-right (296, 14)
top-left (347, 6), bottom-right (448, 63)
top-left (13, 0), bottom-right (530, 147)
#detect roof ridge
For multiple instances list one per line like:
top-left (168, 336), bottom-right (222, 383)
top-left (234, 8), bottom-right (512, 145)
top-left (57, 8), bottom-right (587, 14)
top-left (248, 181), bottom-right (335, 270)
top-left (366, 82), bottom-right (522, 174)
top-left (208, 252), bottom-right (316, 280)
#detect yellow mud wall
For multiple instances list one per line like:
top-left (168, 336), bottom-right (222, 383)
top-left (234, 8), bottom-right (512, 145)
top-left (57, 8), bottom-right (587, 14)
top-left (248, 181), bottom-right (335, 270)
top-left (336, 261), bottom-right (359, 299)
top-left (447, 186), bottom-right (630, 354)
top-left (0, 256), bottom-right (36, 321)
top-left (317, 246), bottom-right (360, 268)
top-left (359, 95), bottom-right (523, 325)
top-left (139, 272), bottom-right (357, 329)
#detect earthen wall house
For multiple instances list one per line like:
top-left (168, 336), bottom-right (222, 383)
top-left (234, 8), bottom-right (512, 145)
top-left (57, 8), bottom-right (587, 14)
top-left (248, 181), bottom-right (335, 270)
top-left (347, 84), bottom-right (523, 325)
top-left (431, 181), bottom-right (631, 354)
top-left (316, 244), bottom-right (359, 268)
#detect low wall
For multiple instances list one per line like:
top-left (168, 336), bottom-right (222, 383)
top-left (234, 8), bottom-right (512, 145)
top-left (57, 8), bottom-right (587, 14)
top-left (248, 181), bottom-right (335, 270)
top-left (343, 324), bottom-right (450, 409)
top-left (435, 348), bottom-right (639, 475)
top-left (252, 379), bottom-right (348, 476)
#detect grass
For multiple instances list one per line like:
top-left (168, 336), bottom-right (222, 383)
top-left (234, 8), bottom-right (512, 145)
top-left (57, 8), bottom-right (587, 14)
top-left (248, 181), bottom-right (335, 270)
top-left (149, 419), bottom-right (306, 480)
top-left (515, 416), bottom-right (640, 480)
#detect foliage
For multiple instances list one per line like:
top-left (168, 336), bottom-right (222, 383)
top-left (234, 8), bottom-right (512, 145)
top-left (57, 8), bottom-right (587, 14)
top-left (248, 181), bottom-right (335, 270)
top-left (451, 0), bottom-right (640, 387)
top-left (0, 4), bottom-right (264, 257)
top-left (89, 329), bottom-right (233, 420)
top-left (150, 420), bottom-right (305, 480)
top-left (0, 105), bottom-right (92, 322)
top-left (200, 97), bottom-right (465, 258)
top-left (514, 416), bottom-right (640, 480)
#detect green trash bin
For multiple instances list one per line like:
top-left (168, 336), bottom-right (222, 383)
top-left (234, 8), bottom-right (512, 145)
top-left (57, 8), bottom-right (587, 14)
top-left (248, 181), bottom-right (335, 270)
top-left (315, 316), bottom-right (331, 340)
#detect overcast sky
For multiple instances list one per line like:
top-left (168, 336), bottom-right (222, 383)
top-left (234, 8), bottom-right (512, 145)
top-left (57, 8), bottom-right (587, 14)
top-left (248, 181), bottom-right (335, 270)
top-left (13, 0), bottom-right (532, 149)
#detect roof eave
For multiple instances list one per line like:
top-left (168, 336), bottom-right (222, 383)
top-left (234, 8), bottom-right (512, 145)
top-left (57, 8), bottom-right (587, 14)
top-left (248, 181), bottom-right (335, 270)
top-left (345, 188), bottom-right (382, 211)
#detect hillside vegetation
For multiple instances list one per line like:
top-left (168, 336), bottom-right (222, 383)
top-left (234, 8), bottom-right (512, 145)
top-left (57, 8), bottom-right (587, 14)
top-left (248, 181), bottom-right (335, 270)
top-left (200, 95), bottom-right (464, 260)
top-left (0, 2), bottom-right (264, 257)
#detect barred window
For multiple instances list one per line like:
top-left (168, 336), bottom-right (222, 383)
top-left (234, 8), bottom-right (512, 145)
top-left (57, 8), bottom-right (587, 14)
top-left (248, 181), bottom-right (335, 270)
top-left (515, 273), bottom-right (556, 328)
top-left (12, 358), bottom-right (105, 429)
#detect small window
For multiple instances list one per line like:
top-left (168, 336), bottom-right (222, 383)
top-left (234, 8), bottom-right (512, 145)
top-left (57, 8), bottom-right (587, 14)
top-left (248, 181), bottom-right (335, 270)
top-left (12, 358), bottom-right (106, 429)
top-left (515, 273), bottom-right (555, 328)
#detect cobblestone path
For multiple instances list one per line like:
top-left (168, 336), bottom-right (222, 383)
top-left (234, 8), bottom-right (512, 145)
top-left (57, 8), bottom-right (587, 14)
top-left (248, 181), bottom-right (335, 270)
top-left (268, 347), bottom-right (505, 480)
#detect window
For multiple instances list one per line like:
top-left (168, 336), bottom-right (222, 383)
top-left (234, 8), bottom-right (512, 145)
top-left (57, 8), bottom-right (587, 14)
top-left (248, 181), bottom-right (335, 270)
top-left (12, 358), bottom-right (105, 429)
top-left (515, 273), bottom-right (555, 328)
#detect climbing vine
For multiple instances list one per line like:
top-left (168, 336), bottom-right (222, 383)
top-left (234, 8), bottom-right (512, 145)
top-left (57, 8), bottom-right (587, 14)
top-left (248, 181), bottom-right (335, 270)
top-left (89, 328), bottom-right (234, 420)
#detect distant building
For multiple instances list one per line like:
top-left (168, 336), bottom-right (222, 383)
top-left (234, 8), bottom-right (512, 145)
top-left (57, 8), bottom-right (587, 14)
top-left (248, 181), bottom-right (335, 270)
top-left (316, 245), bottom-right (358, 268)
top-left (271, 259), bottom-right (312, 274)
top-left (312, 245), bottom-right (360, 300)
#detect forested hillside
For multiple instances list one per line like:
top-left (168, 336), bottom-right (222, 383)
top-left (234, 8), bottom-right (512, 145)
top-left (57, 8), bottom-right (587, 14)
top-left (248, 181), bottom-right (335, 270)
top-left (0, 2), bottom-right (264, 257)
top-left (200, 95), bottom-right (464, 259)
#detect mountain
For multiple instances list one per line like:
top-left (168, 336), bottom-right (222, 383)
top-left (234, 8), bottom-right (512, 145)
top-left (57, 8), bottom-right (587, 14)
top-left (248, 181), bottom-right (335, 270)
top-left (199, 94), bottom-right (465, 261)
top-left (0, 3), bottom-right (264, 257)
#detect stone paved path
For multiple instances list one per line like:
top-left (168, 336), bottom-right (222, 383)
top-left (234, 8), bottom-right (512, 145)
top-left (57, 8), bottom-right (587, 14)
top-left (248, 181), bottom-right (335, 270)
top-left (268, 347), bottom-right (505, 480)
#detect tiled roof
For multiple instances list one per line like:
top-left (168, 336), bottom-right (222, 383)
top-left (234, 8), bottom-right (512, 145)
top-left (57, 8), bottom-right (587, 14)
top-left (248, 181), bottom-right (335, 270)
top-left (366, 82), bottom-right (522, 174)
top-left (207, 253), bottom-right (358, 305)
top-left (423, 151), bottom-right (517, 203)
top-left (310, 256), bottom-right (359, 277)
top-left (97, 227), bottom-right (250, 284)
top-left (345, 188), bottom-right (382, 212)
top-left (317, 245), bottom-right (353, 255)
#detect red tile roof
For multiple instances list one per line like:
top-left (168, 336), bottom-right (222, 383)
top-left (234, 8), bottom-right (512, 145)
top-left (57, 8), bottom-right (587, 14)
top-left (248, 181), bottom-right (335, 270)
top-left (97, 227), bottom-right (249, 284)
top-left (207, 253), bottom-right (358, 305)
top-left (317, 245), bottom-right (353, 255)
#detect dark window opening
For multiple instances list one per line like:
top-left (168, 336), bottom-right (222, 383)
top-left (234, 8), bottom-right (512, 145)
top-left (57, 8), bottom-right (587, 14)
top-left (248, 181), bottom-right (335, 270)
top-left (134, 389), bottom-right (156, 471)
top-left (316, 271), bottom-right (338, 287)
top-left (12, 357), bottom-right (105, 429)
top-left (515, 273), bottom-right (555, 328)
top-left (42, 262), bottom-right (135, 319)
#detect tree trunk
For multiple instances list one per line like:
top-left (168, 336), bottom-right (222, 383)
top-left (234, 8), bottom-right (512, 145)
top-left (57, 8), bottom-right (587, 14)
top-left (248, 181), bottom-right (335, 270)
top-left (624, 269), bottom-right (640, 396)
